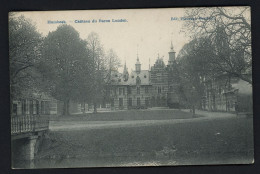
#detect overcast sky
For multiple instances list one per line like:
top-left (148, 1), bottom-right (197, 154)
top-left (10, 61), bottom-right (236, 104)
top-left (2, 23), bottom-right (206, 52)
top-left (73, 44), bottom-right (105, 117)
top-left (15, 8), bottom-right (191, 72)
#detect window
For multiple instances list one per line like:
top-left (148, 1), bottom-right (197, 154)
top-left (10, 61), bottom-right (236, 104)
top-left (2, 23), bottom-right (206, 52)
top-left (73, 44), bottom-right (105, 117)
top-left (123, 88), bottom-right (125, 95)
top-left (158, 86), bottom-right (161, 93)
top-left (36, 100), bottom-right (39, 114)
top-left (127, 87), bottom-right (132, 94)
top-left (111, 98), bottom-right (114, 107)
top-left (145, 86), bottom-right (148, 93)
top-left (12, 103), bottom-right (17, 115)
top-left (137, 97), bottom-right (141, 107)
top-left (119, 88), bottom-right (123, 95)
top-left (128, 98), bottom-right (132, 107)
top-left (33, 100), bottom-right (37, 114)
top-left (145, 97), bottom-right (149, 107)
top-left (144, 75), bottom-right (147, 78)
top-left (119, 98), bottom-right (123, 107)
top-left (29, 100), bottom-right (33, 114)
top-left (41, 101), bottom-right (44, 114)
top-left (230, 101), bottom-right (233, 108)
top-left (46, 102), bottom-right (50, 114)
top-left (169, 86), bottom-right (173, 92)
top-left (137, 87), bottom-right (140, 94)
top-left (136, 76), bottom-right (141, 85)
top-left (49, 101), bottom-right (57, 113)
top-left (22, 100), bottom-right (26, 115)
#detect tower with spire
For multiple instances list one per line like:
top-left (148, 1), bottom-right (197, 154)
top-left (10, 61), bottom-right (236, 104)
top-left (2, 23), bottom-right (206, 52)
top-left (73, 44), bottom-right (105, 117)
top-left (168, 41), bottom-right (176, 65)
top-left (109, 40), bottom-right (179, 110)
top-left (135, 52), bottom-right (141, 74)
top-left (123, 61), bottom-right (129, 81)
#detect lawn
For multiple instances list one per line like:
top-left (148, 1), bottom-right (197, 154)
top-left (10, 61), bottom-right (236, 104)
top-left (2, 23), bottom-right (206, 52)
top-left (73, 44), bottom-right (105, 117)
top-left (51, 109), bottom-right (201, 121)
top-left (34, 110), bottom-right (254, 168)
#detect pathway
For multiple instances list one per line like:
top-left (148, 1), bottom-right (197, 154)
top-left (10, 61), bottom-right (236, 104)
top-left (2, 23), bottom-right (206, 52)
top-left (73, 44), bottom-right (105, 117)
top-left (49, 109), bottom-right (236, 131)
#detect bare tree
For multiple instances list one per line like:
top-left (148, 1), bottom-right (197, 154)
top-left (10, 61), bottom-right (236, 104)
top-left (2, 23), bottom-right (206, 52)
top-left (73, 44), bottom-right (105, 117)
top-left (104, 49), bottom-right (121, 84)
top-left (103, 49), bottom-right (122, 104)
top-left (86, 32), bottom-right (106, 113)
top-left (182, 7), bottom-right (251, 84)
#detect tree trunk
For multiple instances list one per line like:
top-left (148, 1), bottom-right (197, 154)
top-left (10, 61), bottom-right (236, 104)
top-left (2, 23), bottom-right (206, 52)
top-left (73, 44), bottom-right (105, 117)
top-left (93, 102), bottom-right (97, 113)
top-left (63, 99), bottom-right (70, 116)
top-left (192, 105), bottom-right (195, 118)
top-left (82, 101), bottom-right (86, 114)
top-left (63, 101), bottom-right (66, 115)
top-left (67, 100), bottom-right (70, 115)
top-left (198, 101), bottom-right (202, 110)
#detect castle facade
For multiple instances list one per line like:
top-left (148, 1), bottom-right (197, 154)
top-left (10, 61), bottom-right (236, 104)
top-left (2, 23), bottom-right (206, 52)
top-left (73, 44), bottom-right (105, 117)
top-left (109, 42), bottom-right (180, 110)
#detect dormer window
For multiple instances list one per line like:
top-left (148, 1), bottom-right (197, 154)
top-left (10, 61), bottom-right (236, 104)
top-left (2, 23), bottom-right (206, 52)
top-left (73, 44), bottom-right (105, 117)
top-left (136, 76), bottom-right (141, 85)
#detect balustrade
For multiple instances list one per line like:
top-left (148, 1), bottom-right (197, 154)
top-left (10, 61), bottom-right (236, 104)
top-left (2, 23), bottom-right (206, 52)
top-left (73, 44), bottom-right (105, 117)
top-left (11, 115), bottom-right (49, 135)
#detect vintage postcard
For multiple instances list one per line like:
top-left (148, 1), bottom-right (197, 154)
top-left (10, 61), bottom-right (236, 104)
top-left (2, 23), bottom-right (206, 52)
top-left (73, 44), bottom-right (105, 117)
top-left (9, 7), bottom-right (253, 169)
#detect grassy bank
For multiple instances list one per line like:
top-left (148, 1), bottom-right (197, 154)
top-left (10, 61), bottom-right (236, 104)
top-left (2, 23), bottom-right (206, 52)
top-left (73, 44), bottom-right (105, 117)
top-left (35, 113), bottom-right (254, 168)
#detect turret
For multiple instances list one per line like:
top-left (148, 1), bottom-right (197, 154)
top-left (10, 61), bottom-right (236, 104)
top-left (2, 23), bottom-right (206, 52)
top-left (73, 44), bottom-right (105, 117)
top-left (123, 61), bottom-right (129, 81)
top-left (135, 54), bottom-right (141, 74)
top-left (168, 41), bottom-right (176, 65)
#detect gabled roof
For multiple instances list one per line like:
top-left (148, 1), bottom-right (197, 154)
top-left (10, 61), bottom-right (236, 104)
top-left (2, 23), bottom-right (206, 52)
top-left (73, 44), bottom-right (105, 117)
top-left (151, 58), bottom-right (166, 70)
top-left (128, 70), bottom-right (150, 85)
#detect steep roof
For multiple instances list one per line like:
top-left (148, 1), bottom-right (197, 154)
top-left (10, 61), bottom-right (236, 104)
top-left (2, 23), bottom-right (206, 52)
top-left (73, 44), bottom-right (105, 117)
top-left (128, 70), bottom-right (150, 85)
top-left (110, 70), bottom-right (150, 86)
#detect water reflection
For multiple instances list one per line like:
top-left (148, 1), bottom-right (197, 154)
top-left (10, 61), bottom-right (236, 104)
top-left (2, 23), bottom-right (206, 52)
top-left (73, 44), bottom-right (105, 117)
top-left (14, 155), bottom-right (178, 168)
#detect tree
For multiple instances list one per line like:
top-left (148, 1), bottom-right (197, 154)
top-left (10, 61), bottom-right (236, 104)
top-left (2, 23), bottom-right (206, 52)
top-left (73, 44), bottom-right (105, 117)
top-left (71, 48), bottom-right (94, 114)
top-left (103, 49), bottom-right (122, 104)
top-left (85, 33), bottom-right (122, 112)
top-left (105, 49), bottom-right (121, 83)
top-left (40, 25), bottom-right (91, 115)
top-left (86, 32), bottom-right (106, 113)
top-left (9, 15), bottom-right (43, 100)
top-left (176, 38), bottom-right (214, 115)
top-left (183, 7), bottom-right (252, 84)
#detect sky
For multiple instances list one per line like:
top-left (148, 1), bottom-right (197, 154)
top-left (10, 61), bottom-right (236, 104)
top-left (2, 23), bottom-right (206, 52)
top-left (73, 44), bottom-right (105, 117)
top-left (14, 8), bottom-right (191, 72)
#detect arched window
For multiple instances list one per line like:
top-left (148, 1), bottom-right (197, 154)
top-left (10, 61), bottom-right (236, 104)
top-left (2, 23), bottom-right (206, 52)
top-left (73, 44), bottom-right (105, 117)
top-left (158, 86), bottom-right (162, 93)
